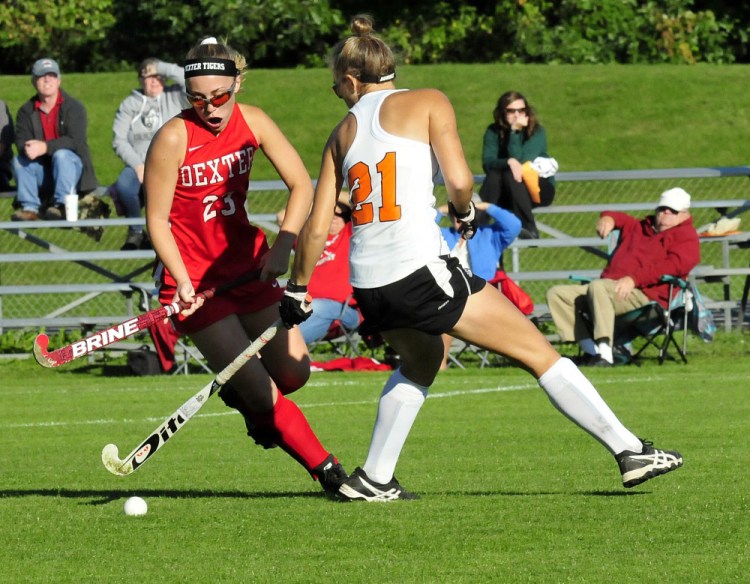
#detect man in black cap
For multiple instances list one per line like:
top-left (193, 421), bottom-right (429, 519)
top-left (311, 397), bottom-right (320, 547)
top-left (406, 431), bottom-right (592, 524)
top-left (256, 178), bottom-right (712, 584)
top-left (11, 58), bottom-right (98, 221)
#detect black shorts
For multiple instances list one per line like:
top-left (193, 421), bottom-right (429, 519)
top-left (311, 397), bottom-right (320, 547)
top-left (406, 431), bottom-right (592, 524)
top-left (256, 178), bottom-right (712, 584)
top-left (354, 256), bottom-right (485, 336)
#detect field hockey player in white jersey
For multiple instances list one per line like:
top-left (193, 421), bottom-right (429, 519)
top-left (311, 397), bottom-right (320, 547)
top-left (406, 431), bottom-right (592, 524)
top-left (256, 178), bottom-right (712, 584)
top-left (280, 14), bottom-right (683, 501)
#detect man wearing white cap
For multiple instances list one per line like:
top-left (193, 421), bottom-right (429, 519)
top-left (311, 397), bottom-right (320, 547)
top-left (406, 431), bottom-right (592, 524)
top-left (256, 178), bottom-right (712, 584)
top-left (546, 187), bottom-right (700, 366)
top-left (11, 57), bottom-right (98, 221)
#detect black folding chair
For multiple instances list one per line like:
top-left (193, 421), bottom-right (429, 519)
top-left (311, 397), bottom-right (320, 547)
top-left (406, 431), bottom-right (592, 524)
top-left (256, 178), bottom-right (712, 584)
top-left (307, 296), bottom-right (362, 358)
top-left (613, 275), bottom-right (692, 365)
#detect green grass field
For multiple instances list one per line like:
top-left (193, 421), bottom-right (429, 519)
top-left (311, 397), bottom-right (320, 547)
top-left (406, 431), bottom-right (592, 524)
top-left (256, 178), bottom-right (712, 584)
top-left (2, 62), bottom-right (750, 582)
top-left (1, 332), bottom-right (749, 583)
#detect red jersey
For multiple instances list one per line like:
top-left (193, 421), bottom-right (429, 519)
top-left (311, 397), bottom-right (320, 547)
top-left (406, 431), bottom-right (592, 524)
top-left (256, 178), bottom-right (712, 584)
top-left (165, 105), bottom-right (267, 290)
top-left (308, 222), bottom-right (353, 304)
top-left (159, 105), bottom-right (283, 333)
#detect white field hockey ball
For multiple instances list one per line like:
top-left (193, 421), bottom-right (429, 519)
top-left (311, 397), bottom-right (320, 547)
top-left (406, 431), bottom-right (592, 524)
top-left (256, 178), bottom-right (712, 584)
top-left (123, 496), bottom-right (148, 516)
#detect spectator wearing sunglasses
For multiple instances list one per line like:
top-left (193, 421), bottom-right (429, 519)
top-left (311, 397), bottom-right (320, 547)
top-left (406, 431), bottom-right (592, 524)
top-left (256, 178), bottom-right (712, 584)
top-left (109, 58), bottom-right (188, 250)
top-left (546, 187), bottom-right (700, 366)
top-left (479, 90), bottom-right (556, 239)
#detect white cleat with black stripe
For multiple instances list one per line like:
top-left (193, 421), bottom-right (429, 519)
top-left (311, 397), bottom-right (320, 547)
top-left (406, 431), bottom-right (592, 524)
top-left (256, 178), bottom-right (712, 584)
top-left (337, 467), bottom-right (420, 502)
top-left (616, 440), bottom-right (683, 488)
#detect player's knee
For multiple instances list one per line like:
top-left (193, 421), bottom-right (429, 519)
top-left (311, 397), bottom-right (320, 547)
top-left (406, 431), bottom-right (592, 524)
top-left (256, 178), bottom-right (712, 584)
top-left (276, 379), bottom-right (304, 395)
top-left (399, 352), bottom-right (442, 386)
top-left (273, 360), bottom-right (310, 395)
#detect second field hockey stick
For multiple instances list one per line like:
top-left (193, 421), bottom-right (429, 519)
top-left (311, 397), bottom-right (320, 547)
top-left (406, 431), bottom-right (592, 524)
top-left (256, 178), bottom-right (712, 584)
top-left (101, 319), bottom-right (282, 476)
top-left (33, 269), bottom-right (261, 368)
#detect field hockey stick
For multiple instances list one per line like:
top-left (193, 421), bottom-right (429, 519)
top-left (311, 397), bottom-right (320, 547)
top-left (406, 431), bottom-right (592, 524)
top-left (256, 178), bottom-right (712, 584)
top-left (33, 269), bottom-right (262, 368)
top-left (101, 318), bottom-right (282, 476)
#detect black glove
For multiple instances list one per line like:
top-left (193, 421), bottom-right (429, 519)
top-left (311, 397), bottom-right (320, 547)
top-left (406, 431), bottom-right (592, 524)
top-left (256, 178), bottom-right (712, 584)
top-left (279, 282), bottom-right (313, 329)
top-left (448, 201), bottom-right (477, 240)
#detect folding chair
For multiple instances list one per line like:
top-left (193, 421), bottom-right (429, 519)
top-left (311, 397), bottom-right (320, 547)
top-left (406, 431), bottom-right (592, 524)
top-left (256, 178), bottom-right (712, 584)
top-left (171, 339), bottom-right (213, 375)
top-left (314, 320), bottom-right (362, 357)
top-left (571, 274), bottom-right (692, 365)
top-left (612, 275), bottom-right (692, 365)
top-left (307, 296), bottom-right (362, 358)
top-left (445, 338), bottom-right (493, 369)
top-left (445, 271), bottom-right (533, 369)
top-left (136, 286), bottom-right (212, 375)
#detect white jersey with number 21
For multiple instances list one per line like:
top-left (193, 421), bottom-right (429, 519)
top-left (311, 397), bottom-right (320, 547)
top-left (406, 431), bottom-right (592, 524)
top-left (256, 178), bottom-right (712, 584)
top-left (343, 89), bottom-right (449, 289)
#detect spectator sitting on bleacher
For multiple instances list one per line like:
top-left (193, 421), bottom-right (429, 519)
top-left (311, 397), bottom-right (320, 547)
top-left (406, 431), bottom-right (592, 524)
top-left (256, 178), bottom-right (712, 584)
top-left (11, 58), bottom-right (98, 221)
top-left (0, 98), bottom-right (14, 191)
top-left (436, 199), bottom-right (522, 369)
top-left (478, 90), bottom-right (557, 239)
top-left (278, 194), bottom-right (359, 344)
top-left (546, 187), bottom-right (700, 367)
top-left (109, 58), bottom-right (187, 250)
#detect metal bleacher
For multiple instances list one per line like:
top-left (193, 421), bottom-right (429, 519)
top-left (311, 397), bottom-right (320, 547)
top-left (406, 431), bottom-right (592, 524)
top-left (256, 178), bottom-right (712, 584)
top-left (1, 165), bottom-right (749, 365)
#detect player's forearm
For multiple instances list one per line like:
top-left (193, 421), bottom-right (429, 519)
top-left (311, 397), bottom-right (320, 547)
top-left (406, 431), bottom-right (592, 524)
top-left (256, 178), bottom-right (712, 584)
top-left (148, 218), bottom-right (190, 284)
top-left (290, 228), bottom-right (326, 286)
top-left (446, 171), bottom-right (475, 213)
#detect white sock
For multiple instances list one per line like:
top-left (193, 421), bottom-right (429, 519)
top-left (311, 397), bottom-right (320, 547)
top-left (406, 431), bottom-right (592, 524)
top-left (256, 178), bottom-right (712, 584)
top-left (538, 358), bottom-right (642, 454)
top-left (597, 341), bottom-right (613, 363)
top-left (579, 338), bottom-right (597, 356)
top-left (363, 368), bottom-right (428, 484)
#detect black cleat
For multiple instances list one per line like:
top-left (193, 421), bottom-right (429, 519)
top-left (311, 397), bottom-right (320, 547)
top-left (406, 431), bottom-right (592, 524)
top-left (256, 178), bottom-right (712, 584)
top-left (616, 439), bottom-right (683, 488)
top-left (312, 454), bottom-right (348, 497)
top-left (337, 467), bottom-right (419, 502)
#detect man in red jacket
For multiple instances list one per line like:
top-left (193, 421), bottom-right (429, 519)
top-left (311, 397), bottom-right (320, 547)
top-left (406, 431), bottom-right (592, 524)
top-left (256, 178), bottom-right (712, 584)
top-left (546, 187), bottom-right (700, 366)
top-left (11, 58), bottom-right (98, 221)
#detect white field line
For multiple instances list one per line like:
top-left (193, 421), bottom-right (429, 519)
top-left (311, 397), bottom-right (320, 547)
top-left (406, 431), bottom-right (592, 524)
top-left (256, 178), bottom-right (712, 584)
top-left (1, 375), bottom-right (661, 430)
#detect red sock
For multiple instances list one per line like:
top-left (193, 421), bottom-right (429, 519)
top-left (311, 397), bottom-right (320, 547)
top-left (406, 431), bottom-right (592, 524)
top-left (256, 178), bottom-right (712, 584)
top-left (253, 394), bottom-right (329, 473)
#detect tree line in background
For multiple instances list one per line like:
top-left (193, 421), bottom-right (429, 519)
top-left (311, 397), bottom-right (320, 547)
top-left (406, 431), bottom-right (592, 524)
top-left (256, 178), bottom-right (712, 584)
top-left (0, 0), bottom-right (747, 74)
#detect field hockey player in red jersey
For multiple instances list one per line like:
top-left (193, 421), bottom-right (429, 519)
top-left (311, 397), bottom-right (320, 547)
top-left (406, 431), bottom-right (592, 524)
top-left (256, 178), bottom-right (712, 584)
top-left (144, 36), bottom-right (347, 495)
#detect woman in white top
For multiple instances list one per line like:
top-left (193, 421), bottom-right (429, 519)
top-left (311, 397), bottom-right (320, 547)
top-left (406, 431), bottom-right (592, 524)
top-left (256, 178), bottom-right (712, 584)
top-left (281, 14), bottom-right (683, 501)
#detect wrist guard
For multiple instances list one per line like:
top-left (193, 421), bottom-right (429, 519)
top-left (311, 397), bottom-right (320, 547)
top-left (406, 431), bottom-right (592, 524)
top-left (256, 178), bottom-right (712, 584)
top-left (448, 201), bottom-right (477, 240)
top-left (279, 282), bottom-right (313, 329)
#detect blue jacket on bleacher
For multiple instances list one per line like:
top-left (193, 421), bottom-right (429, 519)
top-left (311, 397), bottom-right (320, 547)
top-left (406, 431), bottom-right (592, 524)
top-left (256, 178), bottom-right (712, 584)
top-left (438, 203), bottom-right (521, 281)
